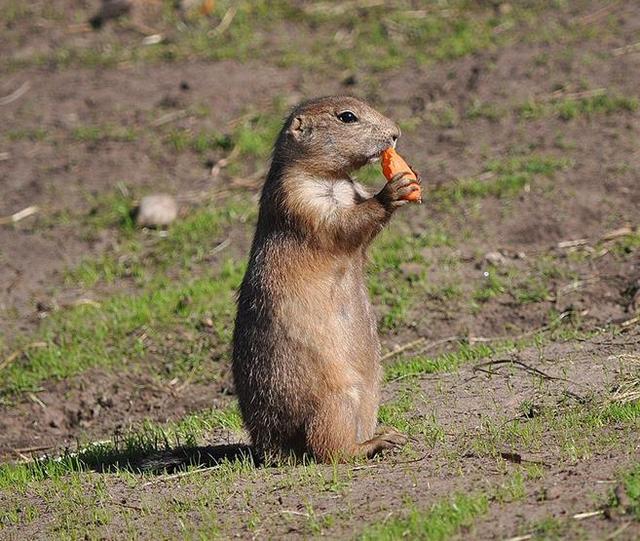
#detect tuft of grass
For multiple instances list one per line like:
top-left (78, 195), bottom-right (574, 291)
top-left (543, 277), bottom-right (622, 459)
top-left (69, 196), bottom-right (255, 287)
top-left (164, 102), bottom-right (284, 173)
top-left (473, 267), bottom-right (506, 303)
top-left (610, 230), bottom-right (640, 257)
top-left (0, 403), bottom-right (244, 490)
top-left (359, 492), bottom-right (488, 541)
top-left (518, 92), bottom-right (638, 121)
top-left (5, 127), bottom-right (49, 142)
top-left (472, 399), bottom-right (640, 462)
top-left (433, 155), bottom-right (571, 205)
top-left (493, 471), bottom-right (527, 503)
top-left (166, 128), bottom-right (230, 154)
top-left (369, 225), bottom-right (453, 330)
top-left (378, 390), bottom-right (445, 443)
top-left (385, 342), bottom-right (497, 382)
top-left (465, 100), bottom-right (505, 122)
top-left (621, 463), bottom-right (640, 518)
top-left (72, 124), bottom-right (138, 143)
top-left (1, 260), bottom-right (245, 396)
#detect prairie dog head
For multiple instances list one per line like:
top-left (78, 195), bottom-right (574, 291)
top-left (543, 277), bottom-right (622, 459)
top-left (273, 96), bottom-right (401, 178)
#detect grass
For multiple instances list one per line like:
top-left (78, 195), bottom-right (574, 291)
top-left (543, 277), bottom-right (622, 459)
top-left (166, 128), bottom-right (229, 154)
top-left (2, 1), bottom-right (550, 74)
top-left (621, 463), bottom-right (640, 519)
top-left (463, 90), bottom-right (639, 126)
top-left (431, 155), bottom-right (572, 205)
top-left (0, 403), bottom-right (243, 490)
top-left (378, 390), bottom-right (445, 444)
top-left (471, 400), bottom-right (640, 462)
top-left (5, 127), bottom-right (49, 142)
top-left (368, 224), bottom-right (453, 330)
top-left (518, 91), bottom-right (639, 121)
top-left (163, 99), bottom-right (285, 176)
top-left (69, 196), bottom-right (255, 287)
top-left (465, 100), bottom-right (506, 122)
top-left (72, 124), bottom-right (138, 143)
top-left (385, 341), bottom-right (496, 382)
top-left (359, 492), bottom-right (488, 541)
top-left (1, 260), bottom-right (245, 396)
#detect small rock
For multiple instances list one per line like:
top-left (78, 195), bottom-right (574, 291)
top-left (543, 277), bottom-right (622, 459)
top-left (136, 194), bottom-right (178, 227)
top-left (484, 251), bottom-right (508, 266)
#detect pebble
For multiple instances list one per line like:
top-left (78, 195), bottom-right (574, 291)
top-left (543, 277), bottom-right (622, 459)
top-left (136, 194), bottom-right (178, 227)
top-left (484, 251), bottom-right (508, 266)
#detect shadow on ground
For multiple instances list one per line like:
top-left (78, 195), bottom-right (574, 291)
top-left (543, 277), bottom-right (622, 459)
top-left (82, 443), bottom-right (255, 474)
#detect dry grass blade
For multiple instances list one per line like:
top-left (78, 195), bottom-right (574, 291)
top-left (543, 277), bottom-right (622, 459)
top-left (473, 358), bottom-right (577, 386)
top-left (151, 110), bottom-right (187, 127)
top-left (0, 81), bottom-right (30, 106)
top-left (610, 379), bottom-right (640, 405)
top-left (381, 338), bottom-right (426, 361)
top-left (601, 226), bottom-right (634, 242)
top-left (208, 6), bottom-right (237, 37)
top-left (0, 205), bottom-right (39, 225)
top-left (544, 88), bottom-right (605, 103)
top-left (557, 238), bottom-right (588, 249)
top-left (0, 341), bottom-right (48, 371)
top-left (572, 509), bottom-right (604, 520)
top-left (613, 41), bottom-right (640, 56)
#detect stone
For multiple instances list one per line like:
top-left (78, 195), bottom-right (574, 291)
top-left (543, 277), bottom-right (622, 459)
top-left (136, 194), bottom-right (178, 227)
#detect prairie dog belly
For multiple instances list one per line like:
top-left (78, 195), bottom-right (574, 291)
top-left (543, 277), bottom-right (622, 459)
top-left (272, 260), bottom-right (380, 395)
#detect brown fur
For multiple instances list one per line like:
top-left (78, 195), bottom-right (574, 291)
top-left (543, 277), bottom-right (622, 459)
top-left (232, 96), bottom-right (417, 462)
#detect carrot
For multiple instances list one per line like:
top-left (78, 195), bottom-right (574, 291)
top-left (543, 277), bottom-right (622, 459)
top-left (381, 147), bottom-right (422, 203)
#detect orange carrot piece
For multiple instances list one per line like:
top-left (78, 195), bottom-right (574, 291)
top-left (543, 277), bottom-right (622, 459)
top-left (381, 148), bottom-right (421, 202)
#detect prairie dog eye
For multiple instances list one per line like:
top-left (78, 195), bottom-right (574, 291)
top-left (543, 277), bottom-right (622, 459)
top-left (337, 111), bottom-right (358, 123)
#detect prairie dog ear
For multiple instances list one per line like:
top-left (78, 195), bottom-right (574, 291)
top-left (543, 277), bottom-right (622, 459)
top-left (288, 116), bottom-right (308, 140)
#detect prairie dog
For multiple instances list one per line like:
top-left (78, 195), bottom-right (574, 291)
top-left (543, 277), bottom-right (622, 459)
top-left (232, 96), bottom-right (418, 462)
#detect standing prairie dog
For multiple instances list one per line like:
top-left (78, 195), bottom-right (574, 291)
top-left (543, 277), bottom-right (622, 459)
top-left (232, 96), bottom-right (419, 462)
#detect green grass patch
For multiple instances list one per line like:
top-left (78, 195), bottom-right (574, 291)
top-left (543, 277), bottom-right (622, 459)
top-left (472, 399), bottom-right (640, 462)
top-left (68, 196), bottom-right (255, 287)
top-left (5, 127), bottom-right (49, 142)
top-left (378, 390), bottom-right (444, 443)
top-left (72, 124), bottom-right (138, 143)
top-left (3, 1), bottom-right (545, 75)
top-left (0, 403), bottom-right (243, 490)
top-left (163, 101), bottom-right (285, 173)
top-left (369, 225), bottom-right (453, 330)
top-left (465, 100), bottom-right (505, 122)
top-left (359, 492), bottom-right (488, 541)
top-left (621, 463), bottom-right (640, 519)
top-left (385, 342), bottom-right (496, 382)
top-left (1, 260), bottom-right (244, 396)
top-left (432, 155), bottom-right (571, 205)
top-left (385, 316), bottom-right (596, 383)
top-left (166, 128), bottom-right (230, 154)
top-left (518, 92), bottom-right (638, 121)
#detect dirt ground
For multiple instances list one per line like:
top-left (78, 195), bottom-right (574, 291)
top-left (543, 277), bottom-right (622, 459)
top-left (1, 1), bottom-right (640, 539)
